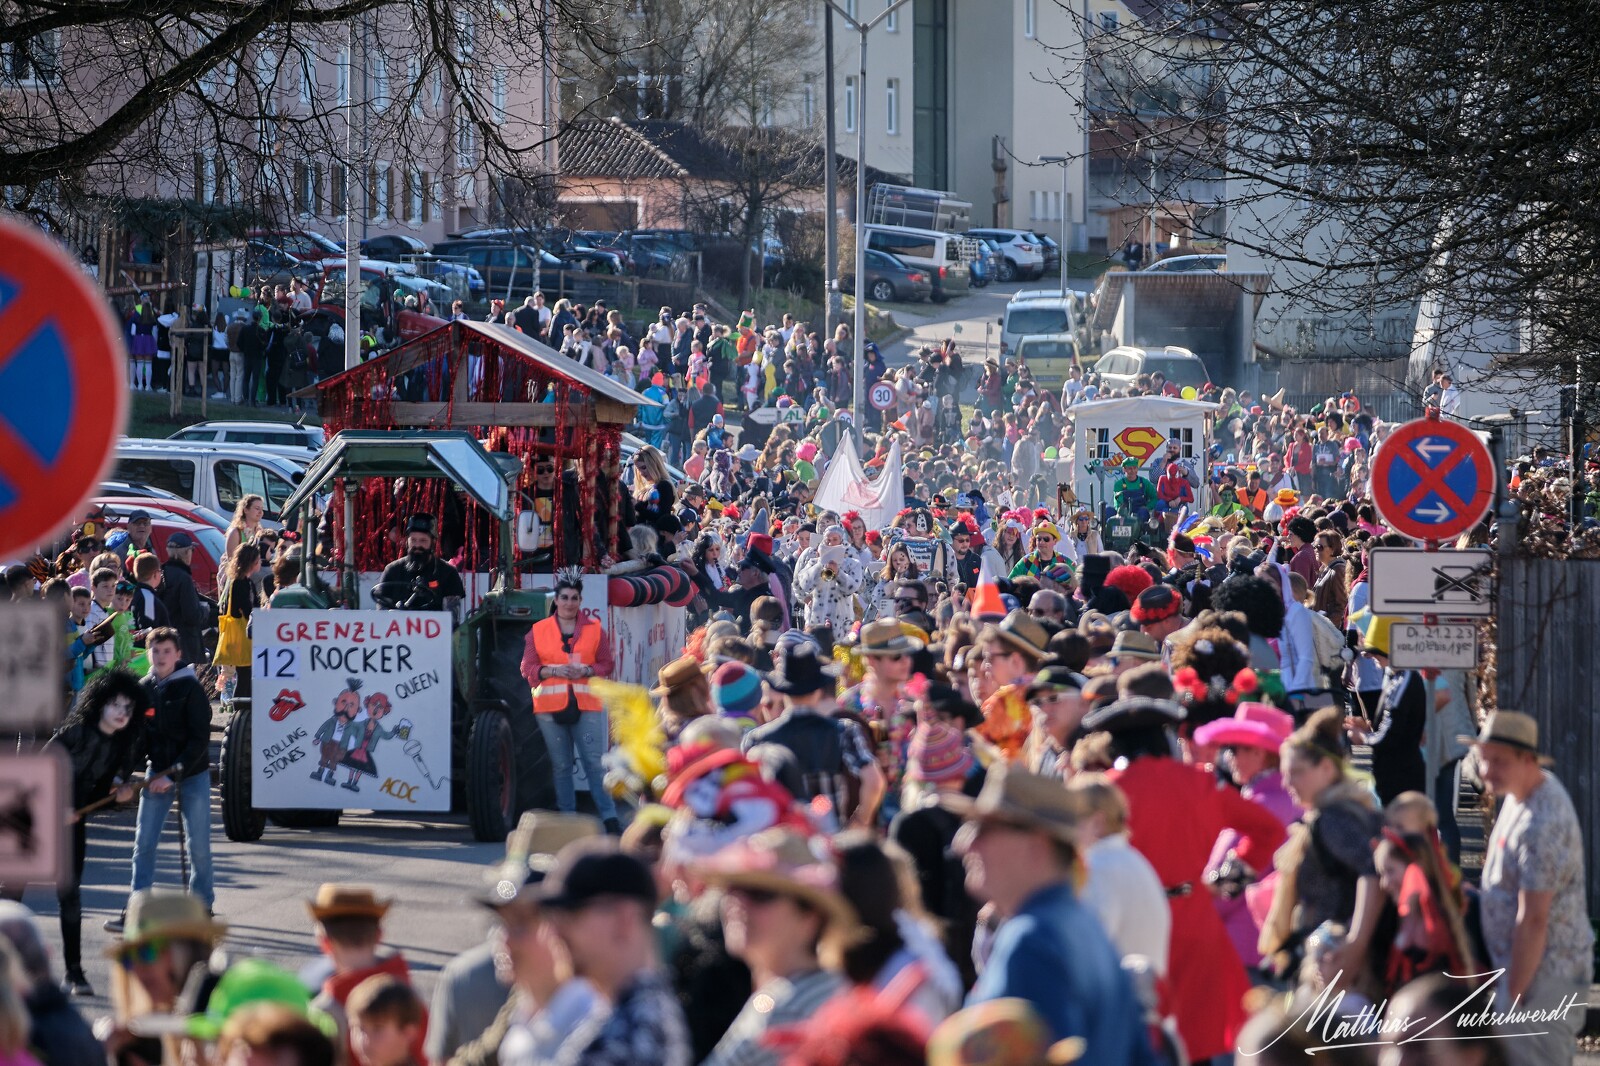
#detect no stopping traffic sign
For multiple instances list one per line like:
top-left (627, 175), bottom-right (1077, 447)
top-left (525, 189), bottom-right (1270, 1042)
top-left (1370, 414), bottom-right (1495, 543)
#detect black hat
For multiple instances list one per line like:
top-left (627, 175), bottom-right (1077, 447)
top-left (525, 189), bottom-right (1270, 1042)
top-left (921, 681), bottom-right (983, 728)
top-left (534, 839), bottom-right (657, 911)
top-left (405, 514), bottom-right (436, 539)
top-left (1081, 696), bottom-right (1186, 734)
top-left (1078, 554), bottom-right (1112, 593)
top-left (166, 531), bottom-right (195, 550)
top-left (767, 638), bottom-right (841, 696)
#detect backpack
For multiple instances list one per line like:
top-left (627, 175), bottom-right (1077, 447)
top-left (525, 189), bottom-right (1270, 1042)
top-left (1307, 607), bottom-right (1352, 678)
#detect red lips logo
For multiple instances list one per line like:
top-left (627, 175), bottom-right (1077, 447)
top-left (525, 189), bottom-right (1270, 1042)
top-left (269, 689), bottom-right (306, 722)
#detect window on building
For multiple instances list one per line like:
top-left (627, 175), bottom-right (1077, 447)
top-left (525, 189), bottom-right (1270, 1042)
top-left (337, 48), bottom-right (350, 104)
top-left (886, 78), bottom-right (899, 135)
top-left (802, 78), bottom-right (816, 126)
top-left (759, 90), bottom-right (774, 128)
top-left (1028, 190), bottom-right (1039, 220)
top-left (298, 48), bottom-right (314, 106)
top-left (294, 161), bottom-right (311, 215)
top-left (427, 172), bottom-right (439, 219)
top-left (492, 68), bottom-right (508, 123)
top-left (1024, 0), bottom-right (1035, 38)
top-left (456, 116), bottom-right (476, 169)
top-left (1098, 10), bottom-right (1119, 32)
top-left (3, 32), bottom-right (60, 84)
top-left (407, 58), bottom-right (423, 115)
top-left (372, 53), bottom-right (389, 109)
top-left (886, 0), bottom-right (898, 31)
top-left (457, 10), bottom-right (476, 57)
top-left (330, 163), bottom-right (346, 216)
top-left (804, 0), bottom-right (816, 24)
top-left (1093, 427), bottom-right (1112, 459)
top-left (431, 69), bottom-right (444, 110)
top-left (844, 76), bottom-right (856, 132)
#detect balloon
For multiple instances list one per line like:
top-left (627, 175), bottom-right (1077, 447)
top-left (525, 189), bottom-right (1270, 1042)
top-left (1044, 447), bottom-right (1059, 459)
top-left (1181, 386), bottom-right (1198, 400)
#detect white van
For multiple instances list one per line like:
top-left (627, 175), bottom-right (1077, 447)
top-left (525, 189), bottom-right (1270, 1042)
top-left (861, 225), bottom-right (973, 301)
top-left (1000, 292), bottom-right (1091, 358)
top-left (111, 440), bottom-right (307, 526)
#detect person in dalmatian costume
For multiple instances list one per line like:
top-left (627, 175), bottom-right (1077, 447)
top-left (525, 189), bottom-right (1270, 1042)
top-left (794, 524), bottom-right (866, 634)
top-left (885, 506), bottom-right (956, 590)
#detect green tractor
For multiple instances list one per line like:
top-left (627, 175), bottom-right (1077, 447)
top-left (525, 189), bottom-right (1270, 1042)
top-left (220, 430), bottom-right (555, 844)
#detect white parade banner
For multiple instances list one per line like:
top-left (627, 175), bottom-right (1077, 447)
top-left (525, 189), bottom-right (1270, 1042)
top-left (251, 610), bottom-right (454, 811)
top-left (610, 601), bottom-right (688, 688)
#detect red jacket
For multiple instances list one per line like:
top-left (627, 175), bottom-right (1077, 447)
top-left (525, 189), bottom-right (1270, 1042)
top-left (1109, 757), bottom-right (1287, 1061)
top-left (322, 953), bottom-right (429, 1065)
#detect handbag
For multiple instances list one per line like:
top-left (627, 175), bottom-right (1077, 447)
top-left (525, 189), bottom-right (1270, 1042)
top-left (212, 582), bottom-right (252, 668)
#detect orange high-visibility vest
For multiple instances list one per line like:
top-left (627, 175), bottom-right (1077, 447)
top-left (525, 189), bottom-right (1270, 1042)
top-left (1237, 487), bottom-right (1268, 516)
top-left (529, 615), bottom-right (604, 714)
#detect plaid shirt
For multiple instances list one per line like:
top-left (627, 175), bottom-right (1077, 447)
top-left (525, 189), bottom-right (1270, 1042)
top-left (557, 970), bottom-right (690, 1066)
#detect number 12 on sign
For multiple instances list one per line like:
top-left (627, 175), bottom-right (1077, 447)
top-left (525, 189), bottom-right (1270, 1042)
top-left (255, 646), bottom-right (300, 679)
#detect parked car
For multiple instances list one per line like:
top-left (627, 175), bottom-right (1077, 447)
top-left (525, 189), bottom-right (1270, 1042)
top-left (243, 240), bottom-right (322, 289)
top-left (432, 240), bottom-right (556, 303)
top-left (90, 497), bottom-right (231, 532)
top-left (842, 249), bottom-right (934, 303)
top-left (170, 419), bottom-right (326, 451)
top-left (110, 440), bottom-right (307, 526)
top-left (1142, 254), bottom-right (1226, 274)
top-left (861, 224), bottom-right (971, 302)
top-left (966, 227), bottom-right (1048, 282)
top-left (1012, 333), bottom-right (1083, 389)
top-left (97, 480), bottom-right (188, 501)
top-left (143, 518), bottom-right (227, 597)
top-left (313, 261), bottom-right (449, 344)
top-left (247, 229), bottom-right (346, 262)
top-left (1036, 233), bottom-right (1062, 277)
top-left (1091, 344), bottom-right (1211, 392)
top-left (1000, 293), bottom-right (1091, 358)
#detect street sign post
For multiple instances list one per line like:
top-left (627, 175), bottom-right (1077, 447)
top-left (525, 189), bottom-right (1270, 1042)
top-left (0, 218), bottom-right (128, 559)
top-left (0, 748), bottom-right (69, 886)
top-left (1389, 622), bottom-right (1479, 670)
top-left (868, 381), bottom-right (896, 411)
top-left (1370, 412), bottom-right (1496, 543)
top-left (1368, 547), bottom-right (1493, 617)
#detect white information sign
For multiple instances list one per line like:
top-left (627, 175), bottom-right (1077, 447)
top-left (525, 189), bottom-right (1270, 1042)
top-left (1389, 623), bottom-right (1479, 670)
top-left (1368, 547), bottom-right (1494, 618)
top-left (251, 610), bottom-right (454, 811)
top-left (0, 602), bottom-right (66, 732)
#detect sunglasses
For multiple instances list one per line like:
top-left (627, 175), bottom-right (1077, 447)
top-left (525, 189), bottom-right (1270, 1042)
top-left (115, 582), bottom-right (137, 594)
top-left (117, 938), bottom-right (168, 968)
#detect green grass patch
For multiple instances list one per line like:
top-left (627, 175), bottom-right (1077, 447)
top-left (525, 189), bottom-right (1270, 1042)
top-left (125, 390), bottom-right (321, 440)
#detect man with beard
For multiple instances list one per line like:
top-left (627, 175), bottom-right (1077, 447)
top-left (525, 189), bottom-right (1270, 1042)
top-left (374, 515), bottom-right (466, 612)
top-left (951, 520), bottom-right (983, 590)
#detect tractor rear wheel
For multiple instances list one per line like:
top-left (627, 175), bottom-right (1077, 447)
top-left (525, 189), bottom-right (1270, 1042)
top-left (220, 705), bottom-right (267, 842)
top-left (467, 710), bottom-right (516, 842)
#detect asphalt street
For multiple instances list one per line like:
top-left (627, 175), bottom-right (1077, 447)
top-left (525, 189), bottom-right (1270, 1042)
top-left (880, 275), bottom-right (1098, 370)
top-left (15, 720), bottom-right (503, 1017)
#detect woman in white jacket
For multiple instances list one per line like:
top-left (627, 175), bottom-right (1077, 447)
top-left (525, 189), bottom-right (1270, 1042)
top-left (794, 537), bottom-right (864, 635)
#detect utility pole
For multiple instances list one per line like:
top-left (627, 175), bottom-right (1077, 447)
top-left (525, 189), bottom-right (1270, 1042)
top-left (823, 0), bottom-right (915, 448)
top-left (343, 18), bottom-right (361, 370)
top-left (823, 8), bottom-right (840, 340)
top-left (1038, 155), bottom-right (1071, 295)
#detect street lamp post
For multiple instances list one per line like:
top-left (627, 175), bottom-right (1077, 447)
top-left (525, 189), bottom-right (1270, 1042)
top-left (1038, 155), bottom-right (1071, 297)
top-left (824, 0), bottom-right (915, 447)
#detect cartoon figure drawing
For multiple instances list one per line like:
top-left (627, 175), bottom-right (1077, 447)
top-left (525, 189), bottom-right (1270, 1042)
top-left (310, 679), bottom-right (363, 786)
top-left (339, 690), bottom-right (400, 792)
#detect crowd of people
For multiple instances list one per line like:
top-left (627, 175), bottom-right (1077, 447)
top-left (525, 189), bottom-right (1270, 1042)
top-left (5, 297), bottom-right (1591, 1066)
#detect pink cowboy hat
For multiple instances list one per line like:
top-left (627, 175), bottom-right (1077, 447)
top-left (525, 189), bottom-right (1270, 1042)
top-left (1192, 702), bottom-right (1294, 752)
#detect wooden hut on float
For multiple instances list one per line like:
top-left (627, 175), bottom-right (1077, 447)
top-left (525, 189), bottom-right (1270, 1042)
top-left (297, 320), bottom-right (657, 576)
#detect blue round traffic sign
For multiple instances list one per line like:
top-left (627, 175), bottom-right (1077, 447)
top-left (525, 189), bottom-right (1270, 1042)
top-left (0, 218), bottom-right (128, 558)
top-left (1370, 414), bottom-right (1495, 542)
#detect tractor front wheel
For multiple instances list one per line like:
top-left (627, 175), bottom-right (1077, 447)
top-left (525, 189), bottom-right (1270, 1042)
top-left (467, 710), bottom-right (516, 842)
top-left (220, 704), bottom-right (267, 842)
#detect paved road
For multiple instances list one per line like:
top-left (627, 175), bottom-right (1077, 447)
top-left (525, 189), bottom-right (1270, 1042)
top-left (15, 719), bottom-right (503, 1017)
top-left (880, 276), bottom-right (1098, 369)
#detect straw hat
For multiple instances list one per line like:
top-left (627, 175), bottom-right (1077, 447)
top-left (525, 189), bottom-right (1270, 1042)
top-left (698, 829), bottom-right (863, 944)
top-left (984, 609), bottom-right (1050, 663)
top-left (105, 891), bottom-right (226, 957)
top-left (485, 811), bottom-right (603, 907)
top-left (1105, 630), bottom-right (1162, 665)
top-left (305, 884), bottom-right (391, 922)
top-left (938, 763), bottom-right (1082, 845)
top-left (858, 618), bottom-right (926, 657)
top-left (1458, 711), bottom-right (1554, 765)
top-left (928, 998), bottom-right (1085, 1066)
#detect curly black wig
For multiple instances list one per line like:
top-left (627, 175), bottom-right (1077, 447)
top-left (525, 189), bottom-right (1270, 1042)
top-left (1211, 575), bottom-right (1285, 640)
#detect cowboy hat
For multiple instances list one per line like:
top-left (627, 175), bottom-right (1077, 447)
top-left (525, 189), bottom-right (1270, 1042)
top-left (306, 884), bottom-right (392, 922)
top-left (938, 763), bottom-right (1081, 845)
top-left (484, 812), bottom-right (603, 907)
top-left (858, 619), bottom-right (925, 657)
top-left (1105, 630), bottom-right (1162, 665)
top-left (697, 829), bottom-right (864, 945)
top-left (1080, 695), bottom-right (1186, 734)
top-left (105, 891), bottom-right (227, 957)
top-left (1192, 702), bottom-right (1293, 752)
top-left (650, 654), bottom-right (707, 698)
top-left (766, 638), bottom-right (841, 696)
top-left (1458, 711), bottom-right (1554, 764)
top-left (984, 609), bottom-right (1050, 663)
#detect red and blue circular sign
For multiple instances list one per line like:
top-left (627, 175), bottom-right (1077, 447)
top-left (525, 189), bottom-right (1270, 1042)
top-left (1370, 414), bottom-right (1495, 543)
top-left (0, 218), bottom-right (127, 559)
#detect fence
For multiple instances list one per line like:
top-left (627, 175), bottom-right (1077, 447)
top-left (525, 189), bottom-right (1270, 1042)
top-left (1496, 557), bottom-right (1600, 914)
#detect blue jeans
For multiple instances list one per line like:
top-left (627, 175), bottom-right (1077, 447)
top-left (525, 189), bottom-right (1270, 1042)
top-left (536, 711), bottom-right (617, 821)
top-left (130, 771), bottom-right (214, 909)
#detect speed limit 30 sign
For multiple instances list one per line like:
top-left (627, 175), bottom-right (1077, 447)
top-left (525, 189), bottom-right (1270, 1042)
top-left (869, 381), bottom-right (896, 410)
